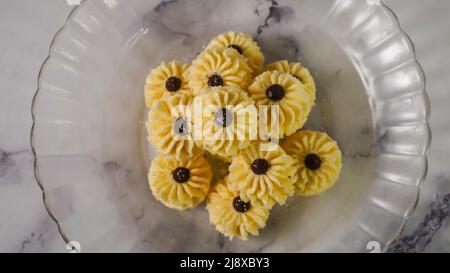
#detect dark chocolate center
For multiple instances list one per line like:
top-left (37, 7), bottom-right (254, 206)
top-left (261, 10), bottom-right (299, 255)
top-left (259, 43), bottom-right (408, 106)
top-left (233, 197), bottom-right (251, 213)
top-left (165, 76), bottom-right (182, 92)
top-left (228, 44), bottom-right (243, 55)
top-left (215, 108), bottom-right (233, 128)
top-left (172, 167), bottom-right (190, 183)
top-left (251, 158), bottom-right (270, 175)
top-left (266, 84), bottom-right (285, 101)
top-left (304, 153), bottom-right (321, 170)
top-left (207, 74), bottom-right (224, 87)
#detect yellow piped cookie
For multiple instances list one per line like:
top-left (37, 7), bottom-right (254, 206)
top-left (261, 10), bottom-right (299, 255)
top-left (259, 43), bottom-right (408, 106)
top-left (194, 86), bottom-right (256, 162)
top-left (281, 130), bottom-right (342, 196)
top-left (149, 154), bottom-right (212, 210)
top-left (247, 71), bottom-right (315, 139)
top-left (266, 60), bottom-right (316, 99)
top-left (206, 176), bottom-right (269, 240)
top-left (189, 47), bottom-right (253, 95)
top-left (146, 94), bottom-right (201, 159)
top-left (207, 32), bottom-right (264, 75)
top-left (144, 60), bottom-right (191, 107)
top-left (229, 141), bottom-right (298, 209)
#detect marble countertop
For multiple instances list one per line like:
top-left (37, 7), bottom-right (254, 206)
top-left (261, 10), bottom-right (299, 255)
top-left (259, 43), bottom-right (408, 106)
top-left (0, 0), bottom-right (448, 252)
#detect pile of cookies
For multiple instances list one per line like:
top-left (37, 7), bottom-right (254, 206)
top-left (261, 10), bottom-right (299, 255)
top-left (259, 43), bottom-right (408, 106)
top-left (145, 32), bottom-right (342, 240)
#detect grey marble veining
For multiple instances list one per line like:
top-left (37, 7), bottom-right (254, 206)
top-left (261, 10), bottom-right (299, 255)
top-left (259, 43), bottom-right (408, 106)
top-left (0, 0), bottom-right (448, 252)
top-left (255, 0), bottom-right (294, 35)
top-left (389, 190), bottom-right (450, 253)
top-left (383, 0), bottom-right (450, 253)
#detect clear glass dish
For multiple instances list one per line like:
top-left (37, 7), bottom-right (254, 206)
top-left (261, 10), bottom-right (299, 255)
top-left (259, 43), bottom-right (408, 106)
top-left (31, 0), bottom-right (430, 252)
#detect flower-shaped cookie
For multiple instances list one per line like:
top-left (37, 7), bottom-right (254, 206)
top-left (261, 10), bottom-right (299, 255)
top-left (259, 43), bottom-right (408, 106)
top-left (229, 141), bottom-right (298, 209)
top-left (207, 32), bottom-right (264, 75)
top-left (206, 176), bottom-right (269, 240)
top-left (148, 154), bottom-right (212, 210)
top-left (266, 60), bottom-right (316, 99)
top-left (194, 86), bottom-right (256, 161)
top-left (145, 60), bottom-right (191, 107)
top-left (247, 71), bottom-right (315, 139)
top-left (146, 94), bottom-right (201, 159)
top-left (281, 130), bottom-right (342, 196)
top-left (189, 47), bottom-right (253, 95)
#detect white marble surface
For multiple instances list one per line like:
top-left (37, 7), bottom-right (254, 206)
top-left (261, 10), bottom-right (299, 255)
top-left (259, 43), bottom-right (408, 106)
top-left (0, 0), bottom-right (72, 252)
top-left (0, 0), bottom-right (448, 252)
top-left (383, 0), bottom-right (450, 253)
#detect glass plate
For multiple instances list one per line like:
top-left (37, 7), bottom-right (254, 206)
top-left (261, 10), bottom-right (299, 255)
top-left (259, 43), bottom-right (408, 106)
top-left (31, 0), bottom-right (430, 252)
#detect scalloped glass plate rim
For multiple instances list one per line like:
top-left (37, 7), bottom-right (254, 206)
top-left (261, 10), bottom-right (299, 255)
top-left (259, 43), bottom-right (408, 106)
top-left (30, 0), bottom-right (431, 252)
